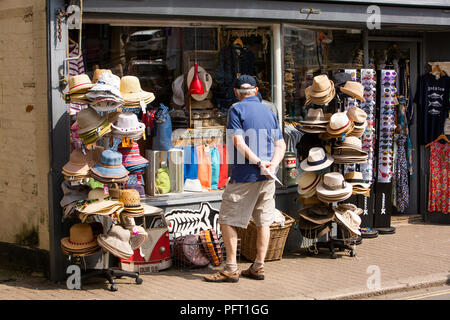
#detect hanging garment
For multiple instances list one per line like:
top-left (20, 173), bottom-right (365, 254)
top-left (197, 145), bottom-right (212, 190)
top-left (218, 144), bottom-right (229, 189)
top-left (395, 134), bottom-right (410, 213)
top-left (210, 146), bottom-right (220, 190)
top-left (68, 44), bottom-right (87, 115)
top-left (178, 145), bottom-right (199, 182)
top-left (427, 141), bottom-right (450, 213)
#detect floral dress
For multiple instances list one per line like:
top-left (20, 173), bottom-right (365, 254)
top-left (427, 141), bottom-right (450, 213)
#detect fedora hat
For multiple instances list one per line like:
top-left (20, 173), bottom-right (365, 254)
top-left (111, 112), bottom-right (146, 139)
top-left (187, 65), bottom-right (213, 102)
top-left (346, 106), bottom-right (367, 130)
top-left (68, 74), bottom-right (95, 95)
top-left (299, 205), bottom-right (335, 225)
top-left (334, 136), bottom-right (367, 155)
top-left (300, 147), bottom-right (334, 172)
top-left (172, 75), bottom-right (185, 106)
top-left (344, 171), bottom-right (371, 189)
top-left (60, 223), bottom-right (99, 252)
top-left (300, 108), bottom-right (329, 125)
top-left (326, 112), bottom-right (353, 136)
top-left (120, 76), bottom-right (155, 104)
top-left (92, 69), bottom-right (112, 84)
top-left (334, 209), bottom-right (361, 236)
top-left (316, 172), bottom-right (353, 199)
top-left (296, 171), bottom-right (322, 195)
top-left (97, 225), bottom-right (134, 260)
top-left (340, 81), bottom-right (366, 102)
top-left (305, 75), bottom-right (336, 105)
top-left (90, 149), bottom-right (129, 179)
top-left (333, 72), bottom-right (353, 87)
top-left (76, 107), bottom-right (107, 134)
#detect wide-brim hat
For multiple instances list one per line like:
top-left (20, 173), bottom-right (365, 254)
top-left (90, 149), bottom-right (129, 179)
top-left (340, 81), bottom-right (366, 102)
top-left (187, 65), bottom-right (213, 101)
top-left (97, 227), bottom-right (134, 260)
top-left (300, 107), bottom-right (329, 125)
top-left (345, 171), bottom-right (371, 189)
top-left (297, 125), bottom-right (327, 134)
top-left (91, 100), bottom-right (123, 112)
top-left (60, 223), bottom-right (99, 251)
top-left (89, 171), bottom-right (129, 184)
top-left (111, 113), bottom-right (146, 137)
top-left (120, 76), bottom-right (155, 104)
top-left (300, 147), bottom-right (334, 172)
top-left (70, 93), bottom-right (90, 104)
top-left (334, 136), bottom-right (368, 155)
top-left (298, 205), bottom-right (335, 225)
top-left (76, 107), bottom-right (108, 135)
top-left (89, 72), bottom-right (123, 99)
top-left (68, 74), bottom-right (95, 95)
top-left (296, 171), bottom-right (322, 195)
top-left (60, 181), bottom-right (89, 207)
top-left (334, 209), bottom-right (361, 236)
top-left (334, 203), bottom-right (363, 216)
top-left (316, 172), bottom-right (353, 198)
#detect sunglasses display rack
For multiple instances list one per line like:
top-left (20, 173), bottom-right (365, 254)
top-left (377, 70), bottom-right (397, 183)
top-left (342, 69), bottom-right (358, 176)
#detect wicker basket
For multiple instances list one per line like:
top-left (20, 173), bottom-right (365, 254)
top-left (236, 211), bottom-right (295, 262)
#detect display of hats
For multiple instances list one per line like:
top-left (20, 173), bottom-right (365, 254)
top-left (86, 72), bottom-right (124, 112)
top-left (340, 81), bottom-right (366, 102)
top-left (62, 146), bottom-right (104, 180)
top-left (305, 74), bottom-right (336, 105)
top-left (76, 188), bottom-right (124, 218)
top-left (119, 189), bottom-right (145, 218)
top-left (300, 147), bottom-right (334, 172)
top-left (333, 136), bottom-right (368, 164)
top-left (296, 171), bottom-right (322, 198)
top-left (60, 223), bottom-right (100, 256)
top-left (117, 142), bottom-right (149, 173)
top-left (92, 69), bottom-right (112, 84)
top-left (120, 76), bottom-right (155, 107)
top-left (68, 74), bottom-right (95, 95)
top-left (187, 65), bottom-right (213, 101)
top-left (333, 209), bottom-right (362, 237)
top-left (111, 112), bottom-right (146, 141)
top-left (90, 149), bottom-right (129, 183)
top-left (172, 75), bottom-right (185, 106)
top-left (316, 172), bottom-right (353, 203)
top-left (326, 112), bottom-right (354, 137)
top-left (97, 224), bottom-right (134, 260)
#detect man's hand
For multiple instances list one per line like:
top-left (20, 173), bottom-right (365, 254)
top-left (258, 160), bottom-right (274, 178)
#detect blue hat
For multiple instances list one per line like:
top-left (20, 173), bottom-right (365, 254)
top-left (91, 149), bottom-right (129, 178)
top-left (234, 75), bottom-right (257, 89)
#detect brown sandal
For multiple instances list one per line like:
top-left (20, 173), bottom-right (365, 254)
top-left (241, 264), bottom-right (265, 280)
top-left (203, 269), bottom-right (240, 283)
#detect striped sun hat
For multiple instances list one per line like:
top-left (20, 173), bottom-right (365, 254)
top-left (118, 142), bottom-right (149, 172)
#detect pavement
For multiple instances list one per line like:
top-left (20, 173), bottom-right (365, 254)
top-left (0, 216), bottom-right (449, 300)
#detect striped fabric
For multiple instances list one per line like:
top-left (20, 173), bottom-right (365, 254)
top-left (68, 44), bottom-right (87, 115)
top-left (118, 142), bottom-right (149, 173)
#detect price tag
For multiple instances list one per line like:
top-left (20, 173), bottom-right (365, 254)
top-left (104, 185), bottom-right (109, 195)
top-left (122, 137), bottom-right (134, 147)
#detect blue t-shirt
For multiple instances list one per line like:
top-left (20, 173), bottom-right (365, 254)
top-left (227, 96), bottom-right (283, 183)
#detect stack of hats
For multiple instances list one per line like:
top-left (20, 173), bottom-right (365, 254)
top-left (121, 216), bottom-right (149, 250)
top-left (297, 108), bottom-right (330, 133)
top-left (86, 72), bottom-right (124, 112)
top-left (305, 74), bottom-right (336, 106)
top-left (296, 171), bottom-right (322, 199)
top-left (62, 146), bottom-right (104, 182)
top-left (97, 224), bottom-right (134, 260)
top-left (332, 136), bottom-right (368, 164)
top-left (316, 172), bottom-right (353, 203)
top-left (60, 223), bottom-right (101, 257)
top-left (76, 188), bottom-right (124, 222)
top-left (333, 203), bottom-right (362, 237)
top-left (60, 181), bottom-right (90, 221)
top-left (347, 106), bottom-right (368, 138)
top-left (339, 81), bottom-right (366, 102)
top-left (297, 205), bottom-right (335, 239)
top-left (325, 112), bottom-right (354, 139)
top-left (344, 171), bottom-right (371, 196)
top-left (300, 147), bottom-right (334, 172)
top-left (67, 74), bottom-right (95, 104)
top-left (119, 189), bottom-right (145, 218)
top-left (77, 107), bottom-right (112, 145)
top-left (120, 76), bottom-right (155, 109)
top-left (90, 149), bottom-right (129, 184)
top-left (111, 112), bottom-right (146, 141)
top-left (117, 141), bottom-right (149, 176)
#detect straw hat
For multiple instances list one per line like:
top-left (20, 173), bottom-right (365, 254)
top-left (340, 81), bottom-right (366, 102)
top-left (97, 225), bottom-right (134, 260)
top-left (70, 93), bottom-right (91, 104)
top-left (296, 171), bottom-right (322, 196)
top-left (92, 69), bottom-right (112, 84)
top-left (172, 75), bottom-right (185, 106)
top-left (76, 188), bottom-right (124, 216)
top-left (76, 107), bottom-right (107, 135)
top-left (300, 147), bottom-right (334, 172)
top-left (60, 223), bottom-right (99, 252)
top-left (300, 108), bottom-right (329, 125)
top-left (347, 106), bottom-right (367, 130)
top-left (120, 76), bottom-right (155, 104)
top-left (90, 150), bottom-right (129, 180)
top-left (68, 74), bottom-right (95, 95)
top-left (305, 75), bottom-right (336, 105)
top-left (344, 171), bottom-right (371, 189)
top-left (334, 136), bottom-right (368, 155)
top-left (326, 112), bottom-right (353, 136)
top-left (121, 216), bottom-right (148, 250)
top-left (316, 172), bottom-right (353, 201)
top-left (334, 209), bottom-right (361, 236)
top-left (298, 205), bottom-right (335, 226)
top-left (187, 65), bottom-right (213, 101)
top-left (120, 189), bottom-right (144, 215)
top-left (111, 113), bottom-right (146, 139)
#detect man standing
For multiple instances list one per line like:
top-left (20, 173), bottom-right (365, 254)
top-left (204, 75), bottom-right (286, 282)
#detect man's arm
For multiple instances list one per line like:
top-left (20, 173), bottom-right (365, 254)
top-left (270, 138), bottom-right (287, 169)
top-left (233, 135), bottom-right (261, 165)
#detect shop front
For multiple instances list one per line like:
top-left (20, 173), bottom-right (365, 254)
top-left (47, 0), bottom-right (450, 284)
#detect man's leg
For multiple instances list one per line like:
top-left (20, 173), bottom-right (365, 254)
top-left (220, 224), bottom-right (239, 272)
top-left (255, 225), bottom-right (270, 264)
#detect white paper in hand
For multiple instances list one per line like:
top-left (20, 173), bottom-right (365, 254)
top-left (260, 166), bottom-right (284, 186)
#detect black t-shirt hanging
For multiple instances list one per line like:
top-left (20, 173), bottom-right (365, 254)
top-left (414, 73), bottom-right (450, 145)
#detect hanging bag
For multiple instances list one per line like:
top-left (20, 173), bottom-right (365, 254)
top-left (152, 104), bottom-right (173, 151)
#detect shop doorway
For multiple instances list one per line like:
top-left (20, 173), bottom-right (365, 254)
top-left (368, 39), bottom-right (420, 216)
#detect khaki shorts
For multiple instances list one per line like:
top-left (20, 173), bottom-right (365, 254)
top-left (218, 179), bottom-right (276, 228)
